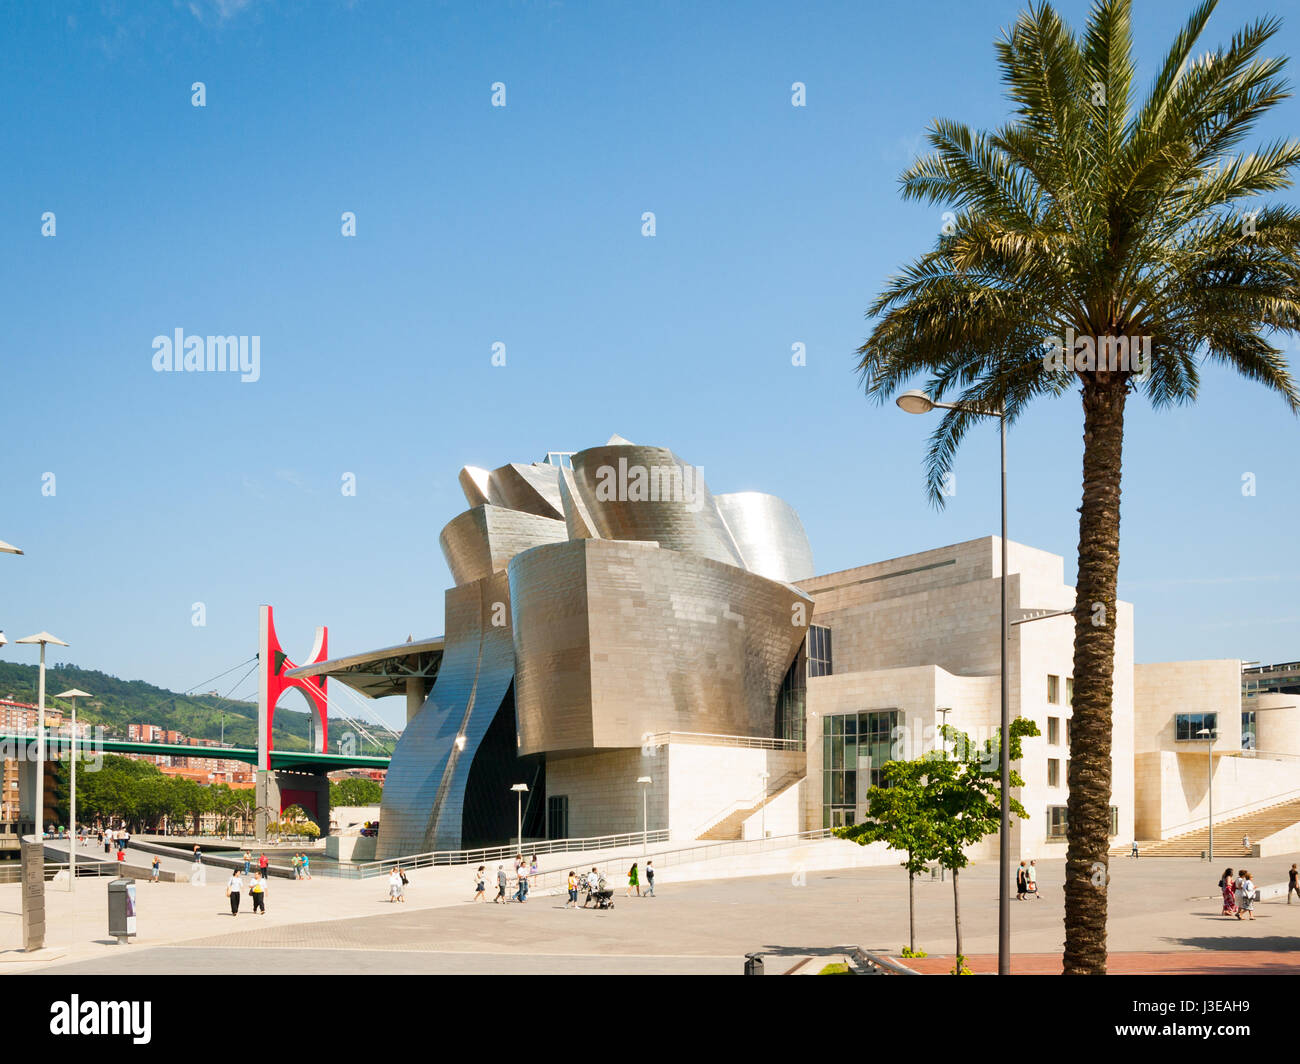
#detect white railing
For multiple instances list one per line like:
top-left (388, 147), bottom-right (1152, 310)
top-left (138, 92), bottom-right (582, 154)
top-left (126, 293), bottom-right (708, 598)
top-left (691, 770), bottom-right (805, 839)
top-left (335, 828), bottom-right (672, 879)
top-left (530, 827), bottom-right (838, 891)
top-left (642, 731), bottom-right (805, 752)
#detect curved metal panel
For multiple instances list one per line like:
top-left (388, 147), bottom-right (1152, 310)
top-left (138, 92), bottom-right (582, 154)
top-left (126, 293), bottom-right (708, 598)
top-left (491, 463), bottom-right (564, 520)
top-left (715, 492), bottom-right (815, 583)
top-left (558, 465), bottom-right (599, 540)
top-left (458, 466), bottom-right (500, 509)
top-left (569, 444), bottom-right (743, 568)
top-left (439, 505), bottom-right (568, 587)
top-left (511, 538), bottom-right (812, 755)
top-left (376, 571), bottom-right (516, 858)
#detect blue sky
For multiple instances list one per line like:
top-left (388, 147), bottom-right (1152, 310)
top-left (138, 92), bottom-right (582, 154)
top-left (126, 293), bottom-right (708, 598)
top-left (1, 0), bottom-right (1297, 731)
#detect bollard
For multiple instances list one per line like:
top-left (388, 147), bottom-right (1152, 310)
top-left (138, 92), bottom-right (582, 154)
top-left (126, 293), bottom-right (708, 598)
top-left (107, 878), bottom-right (137, 945)
top-left (744, 952), bottom-right (764, 976)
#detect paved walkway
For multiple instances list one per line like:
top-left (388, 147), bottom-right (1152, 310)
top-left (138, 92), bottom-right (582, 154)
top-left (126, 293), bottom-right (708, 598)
top-left (6, 851), bottom-right (1300, 974)
top-left (902, 951), bottom-right (1300, 975)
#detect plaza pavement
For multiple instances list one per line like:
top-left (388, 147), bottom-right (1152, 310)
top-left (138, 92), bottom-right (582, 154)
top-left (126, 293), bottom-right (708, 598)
top-left (4, 850), bottom-right (1300, 975)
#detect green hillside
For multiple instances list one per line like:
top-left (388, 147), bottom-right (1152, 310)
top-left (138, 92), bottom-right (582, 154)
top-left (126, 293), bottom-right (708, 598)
top-left (0, 661), bottom-right (395, 755)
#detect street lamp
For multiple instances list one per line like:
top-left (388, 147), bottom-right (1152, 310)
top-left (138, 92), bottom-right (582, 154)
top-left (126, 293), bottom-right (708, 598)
top-left (54, 688), bottom-right (91, 891)
top-left (897, 389), bottom-right (1012, 976)
top-left (757, 771), bottom-right (770, 840)
top-left (16, 632), bottom-right (69, 849)
top-left (0, 539), bottom-right (23, 555)
top-left (511, 783), bottom-right (529, 854)
top-left (637, 776), bottom-right (652, 863)
top-left (1198, 726), bottom-right (1214, 860)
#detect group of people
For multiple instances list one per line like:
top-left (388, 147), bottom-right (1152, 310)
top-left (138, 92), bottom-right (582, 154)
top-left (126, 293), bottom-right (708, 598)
top-left (1219, 867), bottom-right (1258, 919)
top-left (469, 855), bottom-right (657, 907)
top-left (98, 827), bottom-right (130, 854)
top-left (387, 866), bottom-right (409, 902)
top-left (224, 869), bottom-right (270, 915)
top-left (290, 852), bottom-right (312, 880)
top-left (1015, 860), bottom-right (1040, 900)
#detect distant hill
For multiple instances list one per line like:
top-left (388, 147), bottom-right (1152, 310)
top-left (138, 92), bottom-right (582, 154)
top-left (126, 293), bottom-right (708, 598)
top-left (0, 661), bottom-right (395, 755)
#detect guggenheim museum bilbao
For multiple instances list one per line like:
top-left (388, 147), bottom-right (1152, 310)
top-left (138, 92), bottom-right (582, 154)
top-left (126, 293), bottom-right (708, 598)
top-left (303, 435), bottom-right (1300, 862)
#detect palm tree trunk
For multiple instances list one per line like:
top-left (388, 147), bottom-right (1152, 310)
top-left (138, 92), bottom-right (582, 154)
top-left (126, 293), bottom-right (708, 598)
top-left (1063, 376), bottom-right (1128, 975)
top-left (952, 866), bottom-right (962, 971)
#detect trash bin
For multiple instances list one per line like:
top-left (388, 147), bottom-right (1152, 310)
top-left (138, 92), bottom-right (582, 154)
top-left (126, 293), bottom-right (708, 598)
top-left (744, 952), bottom-right (764, 976)
top-left (108, 878), bottom-right (137, 945)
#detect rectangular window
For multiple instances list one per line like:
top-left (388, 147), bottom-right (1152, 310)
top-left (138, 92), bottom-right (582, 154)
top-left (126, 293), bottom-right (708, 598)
top-left (1047, 675), bottom-right (1060, 704)
top-left (1242, 711), bottom-right (1256, 751)
top-left (1174, 712), bottom-right (1218, 742)
top-left (1047, 717), bottom-right (1060, 745)
top-left (1048, 805), bottom-right (1068, 838)
top-left (1048, 759), bottom-right (1060, 787)
top-left (1065, 677), bottom-right (1073, 706)
top-left (547, 796), bottom-right (569, 839)
top-left (1065, 718), bottom-right (1071, 748)
top-left (1110, 805), bottom-right (1119, 837)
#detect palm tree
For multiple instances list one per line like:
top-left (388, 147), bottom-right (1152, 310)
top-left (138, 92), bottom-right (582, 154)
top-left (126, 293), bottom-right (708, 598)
top-left (857, 0), bottom-right (1300, 974)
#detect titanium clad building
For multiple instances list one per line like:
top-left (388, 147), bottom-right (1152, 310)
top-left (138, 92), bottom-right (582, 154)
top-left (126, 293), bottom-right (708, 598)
top-left (375, 436), bottom-right (816, 857)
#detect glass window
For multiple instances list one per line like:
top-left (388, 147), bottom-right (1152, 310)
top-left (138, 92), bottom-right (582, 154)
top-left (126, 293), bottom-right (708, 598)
top-left (1110, 805), bottom-right (1119, 837)
top-left (1242, 711), bottom-right (1256, 750)
top-left (1047, 675), bottom-right (1060, 704)
top-left (1047, 717), bottom-right (1060, 745)
top-left (1048, 759), bottom-right (1059, 787)
top-left (1175, 712), bottom-right (1218, 741)
top-left (1065, 677), bottom-right (1074, 706)
top-left (1048, 805), bottom-right (1068, 838)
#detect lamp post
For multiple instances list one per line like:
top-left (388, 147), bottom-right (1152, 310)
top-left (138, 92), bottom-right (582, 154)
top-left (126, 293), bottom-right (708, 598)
top-left (1198, 726), bottom-right (1214, 860)
top-left (897, 389), bottom-right (1011, 975)
top-left (511, 783), bottom-right (529, 854)
top-left (637, 776), bottom-right (652, 863)
top-left (16, 632), bottom-right (70, 850)
top-left (54, 688), bottom-right (91, 891)
top-left (936, 707), bottom-right (951, 756)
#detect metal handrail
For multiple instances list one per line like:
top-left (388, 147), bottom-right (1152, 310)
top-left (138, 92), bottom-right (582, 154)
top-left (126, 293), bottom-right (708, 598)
top-left (691, 770), bottom-right (805, 839)
top-left (642, 731), bottom-right (805, 751)
top-left (531, 827), bottom-right (838, 891)
top-left (332, 828), bottom-right (673, 879)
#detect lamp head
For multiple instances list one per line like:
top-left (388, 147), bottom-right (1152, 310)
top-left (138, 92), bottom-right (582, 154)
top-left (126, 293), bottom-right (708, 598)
top-left (896, 390), bottom-right (936, 415)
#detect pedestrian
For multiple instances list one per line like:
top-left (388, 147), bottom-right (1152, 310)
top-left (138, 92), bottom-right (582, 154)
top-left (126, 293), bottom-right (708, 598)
top-left (529, 854), bottom-right (539, 879)
top-left (474, 865), bottom-right (487, 902)
top-left (627, 862), bottom-right (640, 897)
top-left (583, 867), bottom-right (601, 907)
top-left (388, 869), bottom-right (402, 903)
top-left (1220, 867), bottom-right (1239, 916)
top-left (192, 845), bottom-right (203, 867)
top-left (258, 852), bottom-right (269, 878)
top-left (495, 864), bottom-right (507, 904)
top-left (1238, 869), bottom-right (1256, 921)
top-left (1243, 834), bottom-right (1251, 853)
top-left (1289, 863), bottom-right (1299, 904)
top-left (1016, 860), bottom-right (1027, 900)
top-left (301, 853), bottom-right (311, 880)
top-left (1131, 839), bottom-right (1139, 859)
top-left (121, 829), bottom-right (130, 852)
top-left (242, 850), bottom-right (251, 875)
top-left (644, 860), bottom-right (655, 897)
top-left (226, 870), bottom-right (243, 915)
top-left (514, 853), bottom-right (523, 878)
top-left (292, 853), bottom-right (302, 880)
top-left (103, 831), bottom-right (111, 855)
top-left (566, 870), bottom-right (578, 908)
top-left (250, 871), bottom-right (266, 914)
top-left (399, 866), bottom-right (408, 900)
top-left (116, 847), bottom-right (126, 868)
top-left (1026, 860), bottom-right (1039, 898)
top-left (150, 856), bottom-right (161, 883)
top-left (515, 865), bottom-right (528, 904)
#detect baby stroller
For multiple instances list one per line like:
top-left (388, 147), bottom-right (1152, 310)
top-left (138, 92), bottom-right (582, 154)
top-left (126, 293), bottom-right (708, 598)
top-left (579, 873), bottom-right (614, 909)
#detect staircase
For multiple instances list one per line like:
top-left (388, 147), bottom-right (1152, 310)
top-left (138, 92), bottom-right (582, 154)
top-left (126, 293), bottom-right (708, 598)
top-left (1110, 797), bottom-right (1300, 858)
top-left (697, 772), bottom-right (803, 841)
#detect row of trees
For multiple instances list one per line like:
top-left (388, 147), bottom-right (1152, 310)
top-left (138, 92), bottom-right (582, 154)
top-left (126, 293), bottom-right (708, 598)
top-left (328, 776), bottom-right (382, 807)
top-left (835, 719), bottom-right (1039, 974)
top-left (51, 755), bottom-right (257, 836)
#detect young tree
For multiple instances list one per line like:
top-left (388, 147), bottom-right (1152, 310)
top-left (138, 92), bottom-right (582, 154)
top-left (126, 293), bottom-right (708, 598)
top-left (932, 719), bottom-right (1041, 973)
top-left (834, 758), bottom-right (941, 954)
top-left (856, 0), bottom-right (1300, 973)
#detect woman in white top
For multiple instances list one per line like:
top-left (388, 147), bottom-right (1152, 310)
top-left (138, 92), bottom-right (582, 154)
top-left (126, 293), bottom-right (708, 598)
top-left (1237, 870), bottom-right (1256, 921)
top-left (388, 869), bottom-right (403, 902)
top-left (225, 872), bottom-right (244, 916)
